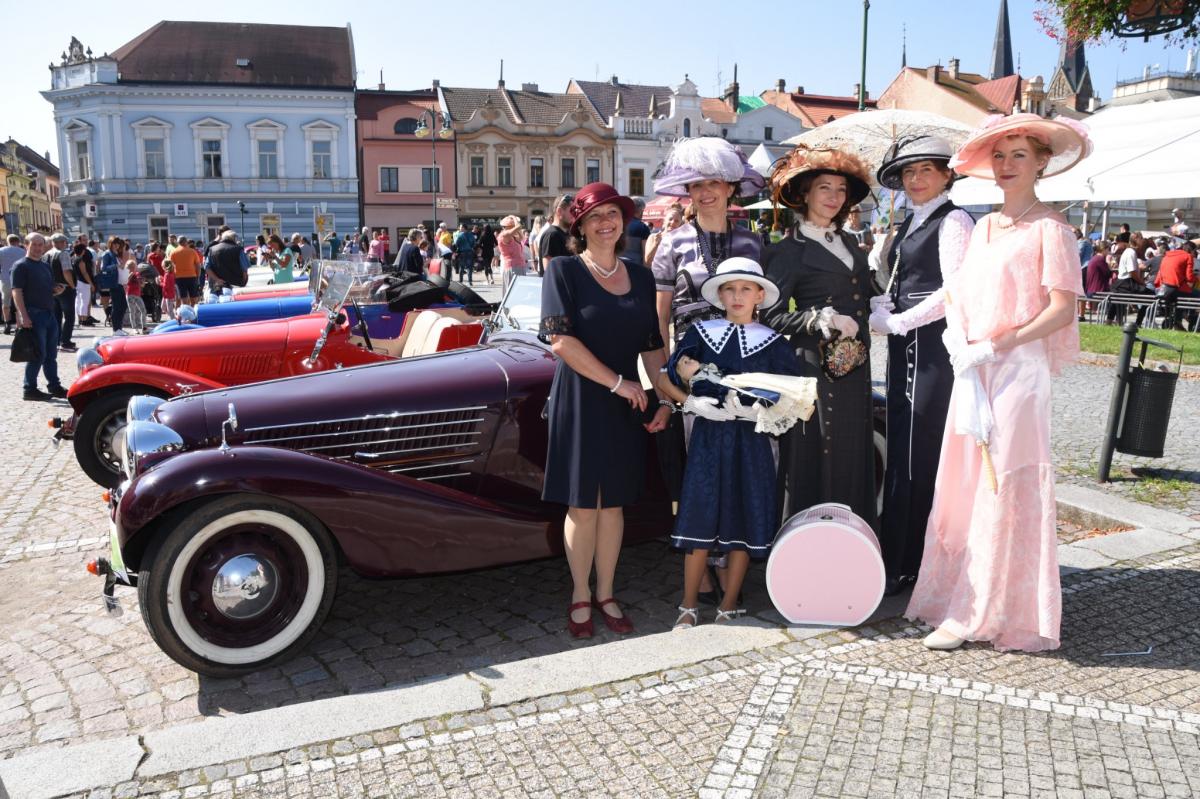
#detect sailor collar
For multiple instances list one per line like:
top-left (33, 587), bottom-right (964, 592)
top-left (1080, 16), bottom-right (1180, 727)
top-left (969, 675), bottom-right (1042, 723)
top-left (696, 319), bottom-right (780, 357)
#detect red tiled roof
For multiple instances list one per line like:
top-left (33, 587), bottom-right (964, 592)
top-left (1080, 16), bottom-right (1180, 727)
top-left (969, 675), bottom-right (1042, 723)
top-left (762, 91), bottom-right (876, 127)
top-left (110, 21), bottom-right (355, 89)
top-left (975, 75), bottom-right (1022, 113)
top-left (700, 98), bottom-right (737, 124)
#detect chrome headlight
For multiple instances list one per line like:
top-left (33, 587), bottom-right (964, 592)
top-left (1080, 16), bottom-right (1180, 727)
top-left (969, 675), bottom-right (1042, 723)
top-left (122, 420), bottom-right (184, 480)
top-left (76, 347), bottom-right (104, 370)
top-left (127, 395), bottom-right (166, 424)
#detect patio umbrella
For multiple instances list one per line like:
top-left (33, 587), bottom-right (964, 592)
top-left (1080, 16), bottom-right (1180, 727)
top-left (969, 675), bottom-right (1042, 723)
top-left (782, 109), bottom-right (974, 174)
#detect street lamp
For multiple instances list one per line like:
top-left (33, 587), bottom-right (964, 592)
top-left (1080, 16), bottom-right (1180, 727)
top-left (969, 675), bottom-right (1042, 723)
top-left (236, 200), bottom-right (246, 243)
top-left (413, 109), bottom-right (454, 235)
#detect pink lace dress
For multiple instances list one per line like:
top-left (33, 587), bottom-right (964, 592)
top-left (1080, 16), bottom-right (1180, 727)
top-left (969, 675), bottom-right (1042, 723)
top-left (905, 216), bottom-right (1083, 652)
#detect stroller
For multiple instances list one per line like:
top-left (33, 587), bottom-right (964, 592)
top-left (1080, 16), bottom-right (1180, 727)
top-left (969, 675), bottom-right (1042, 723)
top-left (137, 262), bottom-right (163, 323)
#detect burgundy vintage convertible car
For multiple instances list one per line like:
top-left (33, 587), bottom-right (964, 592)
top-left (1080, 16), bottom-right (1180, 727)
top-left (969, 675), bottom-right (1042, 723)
top-left (97, 277), bottom-right (885, 676)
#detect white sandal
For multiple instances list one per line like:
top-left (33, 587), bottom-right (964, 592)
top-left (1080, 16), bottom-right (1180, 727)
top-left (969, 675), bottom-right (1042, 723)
top-left (673, 606), bottom-right (699, 630)
top-left (714, 608), bottom-right (746, 624)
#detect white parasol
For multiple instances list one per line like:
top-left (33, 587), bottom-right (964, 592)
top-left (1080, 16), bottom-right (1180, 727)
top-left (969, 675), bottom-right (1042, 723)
top-left (782, 109), bottom-right (974, 174)
top-left (717, 373), bottom-right (818, 436)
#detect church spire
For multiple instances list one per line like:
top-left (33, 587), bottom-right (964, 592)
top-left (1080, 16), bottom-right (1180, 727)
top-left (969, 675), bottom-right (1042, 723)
top-left (990, 0), bottom-right (1014, 79)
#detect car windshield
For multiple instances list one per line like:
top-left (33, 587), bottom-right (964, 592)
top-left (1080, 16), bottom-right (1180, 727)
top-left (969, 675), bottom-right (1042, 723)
top-left (308, 259), bottom-right (383, 311)
top-left (492, 275), bottom-right (543, 334)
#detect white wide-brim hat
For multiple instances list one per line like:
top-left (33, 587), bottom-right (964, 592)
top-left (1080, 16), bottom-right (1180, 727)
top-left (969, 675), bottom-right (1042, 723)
top-left (700, 256), bottom-right (780, 310)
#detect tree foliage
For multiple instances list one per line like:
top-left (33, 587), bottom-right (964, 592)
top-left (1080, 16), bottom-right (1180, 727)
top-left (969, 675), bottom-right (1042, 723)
top-left (1036, 0), bottom-right (1200, 44)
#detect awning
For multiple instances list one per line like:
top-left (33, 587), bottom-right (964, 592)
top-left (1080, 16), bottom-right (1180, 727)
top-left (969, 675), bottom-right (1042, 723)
top-left (951, 95), bottom-right (1200, 206)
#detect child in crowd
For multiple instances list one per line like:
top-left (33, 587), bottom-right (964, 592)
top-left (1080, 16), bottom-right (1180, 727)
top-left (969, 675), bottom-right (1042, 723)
top-left (656, 257), bottom-right (804, 629)
top-left (159, 261), bottom-right (177, 320)
top-left (125, 263), bottom-right (147, 333)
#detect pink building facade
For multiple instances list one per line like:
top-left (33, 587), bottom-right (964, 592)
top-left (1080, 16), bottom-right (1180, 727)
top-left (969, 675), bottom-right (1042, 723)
top-left (356, 88), bottom-right (458, 241)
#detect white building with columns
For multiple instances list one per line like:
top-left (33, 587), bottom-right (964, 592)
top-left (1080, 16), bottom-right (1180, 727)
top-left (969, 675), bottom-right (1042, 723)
top-left (42, 23), bottom-right (360, 244)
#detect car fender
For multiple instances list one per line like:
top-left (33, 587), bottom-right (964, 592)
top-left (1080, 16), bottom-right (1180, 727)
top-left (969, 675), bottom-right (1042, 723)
top-left (116, 446), bottom-right (557, 578)
top-left (69, 364), bottom-right (226, 413)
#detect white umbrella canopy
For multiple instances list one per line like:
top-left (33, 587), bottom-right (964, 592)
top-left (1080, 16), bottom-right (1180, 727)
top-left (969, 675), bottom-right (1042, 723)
top-left (951, 95), bottom-right (1200, 206)
top-left (782, 109), bottom-right (975, 178)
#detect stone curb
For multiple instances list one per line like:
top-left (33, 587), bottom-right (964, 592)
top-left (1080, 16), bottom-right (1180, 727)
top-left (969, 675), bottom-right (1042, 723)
top-left (3, 482), bottom-right (1196, 798)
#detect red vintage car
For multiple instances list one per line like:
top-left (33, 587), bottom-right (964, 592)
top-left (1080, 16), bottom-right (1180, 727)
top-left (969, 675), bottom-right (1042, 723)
top-left (56, 272), bottom-right (489, 488)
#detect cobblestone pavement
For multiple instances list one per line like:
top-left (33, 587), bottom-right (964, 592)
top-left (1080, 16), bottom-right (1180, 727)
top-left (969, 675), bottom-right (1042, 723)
top-left (56, 542), bottom-right (1200, 798)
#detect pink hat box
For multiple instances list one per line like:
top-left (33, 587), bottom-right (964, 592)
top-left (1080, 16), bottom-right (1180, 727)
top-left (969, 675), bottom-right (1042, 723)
top-left (765, 502), bottom-right (885, 626)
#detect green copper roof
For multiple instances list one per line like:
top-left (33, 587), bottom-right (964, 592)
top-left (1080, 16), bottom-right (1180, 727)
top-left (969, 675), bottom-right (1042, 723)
top-left (738, 96), bottom-right (765, 112)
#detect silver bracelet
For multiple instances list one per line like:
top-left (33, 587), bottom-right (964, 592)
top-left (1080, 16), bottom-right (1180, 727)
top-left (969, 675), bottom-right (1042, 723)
top-left (610, 375), bottom-right (623, 393)
top-left (658, 398), bottom-right (677, 414)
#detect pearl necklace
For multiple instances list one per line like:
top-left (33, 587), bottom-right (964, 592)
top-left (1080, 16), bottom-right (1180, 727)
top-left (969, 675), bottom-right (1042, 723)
top-left (581, 250), bottom-right (620, 279)
top-left (995, 201), bottom-right (1043, 230)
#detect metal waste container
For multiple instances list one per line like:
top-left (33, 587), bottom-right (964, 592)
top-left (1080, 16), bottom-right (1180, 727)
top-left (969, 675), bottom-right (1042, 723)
top-left (1116, 365), bottom-right (1178, 457)
top-left (1097, 323), bottom-right (1185, 481)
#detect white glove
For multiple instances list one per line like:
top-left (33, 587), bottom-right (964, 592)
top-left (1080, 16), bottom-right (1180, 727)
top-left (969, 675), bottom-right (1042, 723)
top-left (950, 340), bottom-right (996, 377)
top-left (941, 326), bottom-right (967, 360)
top-left (683, 395), bottom-right (736, 422)
top-left (722, 391), bottom-right (760, 421)
top-left (869, 307), bottom-right (896, 335)
top-left (869, 294), bottom-right (895, 313)
top-left (830, 314), bottom-right (859, 340)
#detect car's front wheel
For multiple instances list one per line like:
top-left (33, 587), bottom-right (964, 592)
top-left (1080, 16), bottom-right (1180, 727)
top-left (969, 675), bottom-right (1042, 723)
top-left (74, 388), bottom-right (168, 488)
top-left (138, 495), bottom-right (338, 677)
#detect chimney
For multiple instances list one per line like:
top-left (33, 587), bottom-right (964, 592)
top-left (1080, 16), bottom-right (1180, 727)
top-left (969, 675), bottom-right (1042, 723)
top-left (610, 74), bottom-right (619, 86)
top-left (723, 63), bottom-right (740, 112)
top-left (948, 58), bottom-right (960, 79)
top-left (432, 79), bottom-right (440, 89)
top-left (795, 85), bottom-right (805, 95)
top-left (521, 83), bottom-right (539, 92)
top-left (852, 83), bottom-right (860, 99)
top-left (927, 64), bottom-right (940, 81)
top-left (776, 78), bottom-right (786, 93)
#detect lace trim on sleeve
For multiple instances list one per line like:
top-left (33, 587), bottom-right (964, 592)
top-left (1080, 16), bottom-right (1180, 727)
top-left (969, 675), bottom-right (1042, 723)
top-left (538, 314), bottom-right (574, 343)
top-left (938, 209), bottom-right (975, 281)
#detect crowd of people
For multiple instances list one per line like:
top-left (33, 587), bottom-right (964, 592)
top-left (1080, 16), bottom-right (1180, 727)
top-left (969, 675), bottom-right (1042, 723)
top-left (536, 114), bottom-right (1093, 654)
top-left (1080, 219), bottom-right (1197, 330)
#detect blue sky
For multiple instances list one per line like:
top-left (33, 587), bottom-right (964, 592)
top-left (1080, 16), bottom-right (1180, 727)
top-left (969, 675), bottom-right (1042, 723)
top-left (4, 0), bottom-right (1192, 161)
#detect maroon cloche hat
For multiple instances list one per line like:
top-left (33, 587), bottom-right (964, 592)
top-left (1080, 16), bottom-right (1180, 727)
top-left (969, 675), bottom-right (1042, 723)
top-left (568, 182), bottom-right (636, 238)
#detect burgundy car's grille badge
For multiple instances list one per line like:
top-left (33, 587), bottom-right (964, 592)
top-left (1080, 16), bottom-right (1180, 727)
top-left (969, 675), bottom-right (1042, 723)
top-left (242, 406), bottom-right (486, 481)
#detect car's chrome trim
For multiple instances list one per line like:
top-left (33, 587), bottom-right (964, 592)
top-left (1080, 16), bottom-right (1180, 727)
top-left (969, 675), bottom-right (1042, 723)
top-left (418, 472), bottom-right (472, 481)
top-left (310, 431), bottom-right (482, 453)
top-left (249, 417), bottom-right (484, 445)
top-left (242, 406), bottom-right (488, 433)
top-left (385, 458), bottom-right (477, 474)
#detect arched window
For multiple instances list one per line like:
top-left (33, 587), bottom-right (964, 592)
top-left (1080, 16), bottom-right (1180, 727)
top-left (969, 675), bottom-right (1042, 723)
top-left (683, 118), bottom-right (692, 137)
top-left (394, 118), bottom-right (419, 135)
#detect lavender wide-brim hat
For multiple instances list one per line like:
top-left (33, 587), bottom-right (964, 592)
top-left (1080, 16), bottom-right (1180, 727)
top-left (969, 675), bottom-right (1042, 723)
top-left (654, 137), bottom-right (766, 198)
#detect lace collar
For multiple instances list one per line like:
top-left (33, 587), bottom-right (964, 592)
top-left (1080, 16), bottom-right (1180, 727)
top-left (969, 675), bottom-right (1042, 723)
top-left (904, 192), bottom-right (952, 237)
top-left (696, 319), bottom-right (780, 358)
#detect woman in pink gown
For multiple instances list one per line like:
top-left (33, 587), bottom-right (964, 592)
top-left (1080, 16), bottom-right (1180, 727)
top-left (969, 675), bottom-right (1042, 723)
top-left (905, 114), bottom-right (1092, 652)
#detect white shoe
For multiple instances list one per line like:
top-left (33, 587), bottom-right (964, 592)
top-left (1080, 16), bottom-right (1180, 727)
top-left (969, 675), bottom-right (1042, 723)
top-left (922, 627), bottom-right (965, 650)
top-left (673, 606), bottom-right (699, 631)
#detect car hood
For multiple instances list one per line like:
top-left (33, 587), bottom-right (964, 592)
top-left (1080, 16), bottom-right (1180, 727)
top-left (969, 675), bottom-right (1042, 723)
top-left (151, 341), bottom-right (530, 453)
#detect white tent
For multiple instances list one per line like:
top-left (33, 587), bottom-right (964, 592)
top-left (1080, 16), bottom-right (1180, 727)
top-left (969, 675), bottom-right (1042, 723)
top-left (950, 95), bottom-right (1200, 206)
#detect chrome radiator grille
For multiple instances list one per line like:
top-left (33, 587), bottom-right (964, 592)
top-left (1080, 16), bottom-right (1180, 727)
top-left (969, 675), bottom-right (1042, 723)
top-left (241, 406), bottom-right (485, 479)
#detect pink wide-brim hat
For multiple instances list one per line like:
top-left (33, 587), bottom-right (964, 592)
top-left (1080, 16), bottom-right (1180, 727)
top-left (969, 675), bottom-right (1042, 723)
top-left (948, 113), bottom-right (1092, 180)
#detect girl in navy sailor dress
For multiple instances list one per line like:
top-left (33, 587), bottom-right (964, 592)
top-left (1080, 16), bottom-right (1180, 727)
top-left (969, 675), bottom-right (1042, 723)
top-left (662, 311), bottom-right (803, 627)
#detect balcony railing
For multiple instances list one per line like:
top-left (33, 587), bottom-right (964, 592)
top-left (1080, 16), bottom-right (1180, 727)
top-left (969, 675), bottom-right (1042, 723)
top-left (621, 119), bottom-right (654, 138)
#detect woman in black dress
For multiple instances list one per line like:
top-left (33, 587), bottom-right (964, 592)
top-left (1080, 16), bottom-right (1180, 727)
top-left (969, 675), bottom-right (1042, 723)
top-left (539, 183), bottom-right (671, 638)
top-left (761, 146), bottom-right (879, 528)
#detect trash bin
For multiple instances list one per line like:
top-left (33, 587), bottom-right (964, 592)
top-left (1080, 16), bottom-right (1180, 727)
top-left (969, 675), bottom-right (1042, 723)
top-left (1116, 365), bottom-right (1179, 457)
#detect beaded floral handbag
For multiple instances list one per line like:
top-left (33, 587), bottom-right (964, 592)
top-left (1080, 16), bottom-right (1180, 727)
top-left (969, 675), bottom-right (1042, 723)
top-left (818, 332), bottom-right (868, 380)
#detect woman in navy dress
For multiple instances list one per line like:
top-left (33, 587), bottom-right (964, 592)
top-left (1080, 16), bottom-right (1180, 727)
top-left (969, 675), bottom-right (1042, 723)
top-left (656, 258), bottom-right (802, 628)
top-left (539, 183), bottom-right (670, 638)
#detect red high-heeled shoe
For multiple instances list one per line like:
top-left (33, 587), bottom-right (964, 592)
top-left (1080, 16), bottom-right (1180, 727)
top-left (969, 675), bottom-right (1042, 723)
top-left (592, 597), bottom-right (634, 634)
top-left (567, 600), bottom-right (593, 638)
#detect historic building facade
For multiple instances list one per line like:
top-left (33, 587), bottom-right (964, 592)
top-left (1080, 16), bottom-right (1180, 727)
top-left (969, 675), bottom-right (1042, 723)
top-left (42, 24), bottom-right (359, 246)
top-left (439, 81), bottom-right (614, 223)
top-left (356, 86), bottom-right (458, 240)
